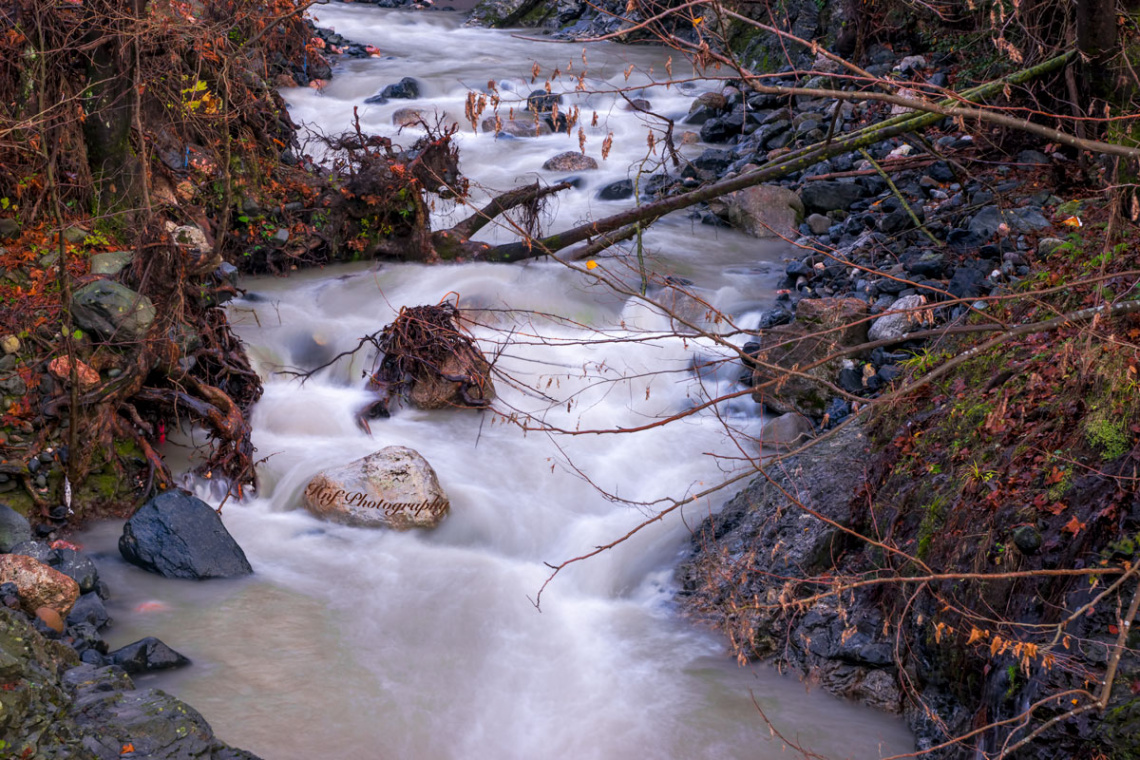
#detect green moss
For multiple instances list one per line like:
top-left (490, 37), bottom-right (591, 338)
top-left (1086, 411), bottom-right (1130, 461)
top-left (114, 437), bottom-right (142, 459)
top-left (917, 496), bottom-right (947, 560)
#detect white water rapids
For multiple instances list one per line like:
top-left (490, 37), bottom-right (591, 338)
top-left (81, 6), bottom-right (914, 758)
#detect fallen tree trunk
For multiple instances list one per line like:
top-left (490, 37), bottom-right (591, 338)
top-left (480, 52), bottom-right (1075, 263)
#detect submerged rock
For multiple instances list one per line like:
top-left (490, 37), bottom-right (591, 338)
top-left (302, 445), bottom-right (450, 530)
top-left (119, 490), bottom-right (253, 579)
top-left (481, 114), bottom-right (552, 137)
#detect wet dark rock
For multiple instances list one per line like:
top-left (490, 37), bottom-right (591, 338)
top-left (381, 76), bottom-right (420, 99)
top-left (800, 181), bottom-right (864, 213)
top-left (109, 637), bottom-right (191, 674)
top-left (879, 204), bottom-right (924, 234)
top-left (692, 148), bottom-right (734, 174)
top-left (1012, 525), bottom-right (1042, 554)
top-left (699, 117), bottom-right (736, 143)
top-left (838, 367), bottom-right (865, 394)
top-left (63, 662), bottom-right (263, 759)
top-left (948, 267), bottom-right (986, 299)
top-left (10, 538), bottom-right (57, 564)
top-left (67, 592), bottom-right (111, 631)
top-left (0, 503), bottom-right (31, 551)
top-left (119, 490), bottom-right (253, 579)
top-left (54, 548), bottom-right (99, 594)
top-left (946, 228), bottom-right (986, 250)
top-left (759, 305), bottom-right (794, 328)
top-left (596, 179), bottom-right (634, 201)
top-left (683, 105), bottom-right (718, 125)
top-left (363, 93), bottom-right (388, 105)
top-left (906, 253), bottom-right (945, 278)
top-left (785, 260), bottom-right (813, 279)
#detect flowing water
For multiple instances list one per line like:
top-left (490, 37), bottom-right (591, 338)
top-left (81, 6), bottom-right (914, 758)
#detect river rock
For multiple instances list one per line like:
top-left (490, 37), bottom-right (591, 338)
top-left (119, 490), bottom-right (253, 579)
top-left (89, 250), bottom-right (133, 276)
top-left (968, 205), bottom-right (1051, 238)
top-left (392, 107), bottom-right (427, 127)
top-left (749, 297), bottom-right (868, 416)
top-left (53, 548), bottom-right (100, 594)
top-left (0, 503), bottom-right (31, 551)
top-left (67, 591), bottom-right (111, 630)
top-left (526, 89), bottom-right (562, 113)
top-left (0, 217), bottom-right (20, 241)
top-left (708, 184), bottom-right (804, 239)
top-left (1, 334), bottom-right (18, 354)
top-left (302, 446), bottom-right (450, 530)
top-left (761, 412), bottom-right (814, 450)
top-left (35, 606), bottom-right (64, 632)
top-left (542, 151), bottom-right (598, 172)
top-left (381, 76), bottom-right (420, 99)
top-left (597, 179), bottom-right (634, 201)
top-left (800, 181), bottom-right (864, 214)
top-left (71, 280), bottom-right (156, 342)
top-left (0, 553), bottom-right (80, 616)
top-left (109, 636), bottom-right (191, 674)
top-left (867, 294), bottom-right (930, 343)
top-left (806, 213), bottom-right (831, 235)
top-left (481, 114), bottom-right (552, 137)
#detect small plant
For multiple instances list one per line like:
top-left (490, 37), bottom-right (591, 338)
top-left (899, 349), bottom-right (949, 376)
top-left (967, 460), bottom-right (997, 483)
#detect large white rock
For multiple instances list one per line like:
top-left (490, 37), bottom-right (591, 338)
top-left (302, 446), bottom-right (450, 530)
top-left (868, 295), bottom-right (931, 343)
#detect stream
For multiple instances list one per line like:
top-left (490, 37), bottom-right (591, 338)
top-left (81, 5), bottom-right (915, 758)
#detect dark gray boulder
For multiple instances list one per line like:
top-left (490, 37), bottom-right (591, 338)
top-left (597, 179), bottom-right (634, 201)
top-left (119, 490), bottom-right (252, 579)
top-left (381, 76), bottom-right (419, 99)
top-left (67, 592), bottom-right (111, 631)
top-left (109, 637), bottom-right (191, 674)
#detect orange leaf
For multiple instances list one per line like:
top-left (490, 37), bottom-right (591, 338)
top-left (1063, 515), bottom-right (1086, 535)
